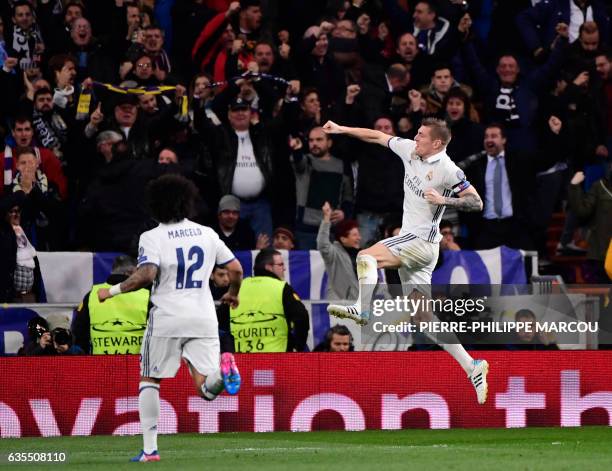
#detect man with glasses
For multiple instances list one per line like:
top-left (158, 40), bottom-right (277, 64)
top-left (225, 248), bottom-right (310, 352)
top-left (124, 25), bottom-right (171, 82)
top-left (67, 17), bottom-right (116, 83)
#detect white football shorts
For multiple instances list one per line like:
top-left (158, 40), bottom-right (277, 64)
top-left (140, 335), bottom-right (220, 379)
top-left (380, 232), bottom-right (439, 293)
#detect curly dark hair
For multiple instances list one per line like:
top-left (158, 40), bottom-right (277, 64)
top-left (146, 174), bottom-right (198, 223)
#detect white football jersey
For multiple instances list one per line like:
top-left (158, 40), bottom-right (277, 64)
top-left (388, 137), bottom-right (471, 244)
top-left (137, 219), bottom-right (235, 338)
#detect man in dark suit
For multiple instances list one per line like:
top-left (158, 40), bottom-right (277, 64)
top-left (464, 124), bottom-right (536, 250)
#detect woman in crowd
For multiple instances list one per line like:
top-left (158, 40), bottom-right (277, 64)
top-left (442, 87), bottom-right (483, 165)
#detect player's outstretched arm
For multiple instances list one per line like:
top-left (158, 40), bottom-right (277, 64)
top-left (98, 264), bottom-right (159, 302)
top-left (424, 186), bottom-right (483, 212)
top-left (322, 120), bottom-right (392, 147)
top-left (220, 258), bottom-right (243, 309)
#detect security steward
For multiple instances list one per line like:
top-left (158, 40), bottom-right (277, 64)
top-left (72, 255), bottom-right (149, 354)
top-left (223, 248), bottom-right (310, 352)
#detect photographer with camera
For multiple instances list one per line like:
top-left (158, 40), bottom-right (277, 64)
top-left (20, 316), bottom-right (55, 356)
top-left (50, 327), bottom-right (84, 355)
top-left (20, 316), bottom-right (84, 355)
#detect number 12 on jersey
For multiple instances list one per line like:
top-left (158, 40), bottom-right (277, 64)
top-left (175, 246), bottom-right (204, 289)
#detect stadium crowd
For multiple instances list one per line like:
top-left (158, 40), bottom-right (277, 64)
top-left (1, 0), bottom-right (612, 308)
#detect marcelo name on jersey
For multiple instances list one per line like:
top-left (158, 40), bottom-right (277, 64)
top-left (167, 227), bottom-right (203, 239)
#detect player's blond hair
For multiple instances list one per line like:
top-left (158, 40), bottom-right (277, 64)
top-left (422, 117), bottom-right (452, 146)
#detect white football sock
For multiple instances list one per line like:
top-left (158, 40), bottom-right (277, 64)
top-left (201, 369), bottom-right (224, 400)
top-left (440, 344), bottom-right (474, 375)
top-left (356, 254), bottom-right (378, 313)
top-left (139, 381), bottom-right (160, 454)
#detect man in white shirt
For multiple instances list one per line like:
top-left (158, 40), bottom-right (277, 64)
top-left (227, 96), bottom-right (273, 238)
top-left (98, 174), bottom-right (243, 462)
top-left (195, 95), bottom-right (281, 239)
top-left (322, 118), bottom-right (490, 405)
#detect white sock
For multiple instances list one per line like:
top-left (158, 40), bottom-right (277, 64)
top-left (139, 382), bottom-right (160, 454)
top-left (201, 369), bottom-right (224, 400)
top-left (356, 254), bottom-right (378, 313)
top-left (440, 344), bottom-right (474, 375)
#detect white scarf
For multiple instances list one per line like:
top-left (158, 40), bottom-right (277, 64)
top-left (12, 25), bottom-right (44, 70)
top-left (14, 225), bottom-right (36, 269)
top-left (32, 110), bottom-right (67, 157)
top-left (12, 168), bottom-right (48, 195)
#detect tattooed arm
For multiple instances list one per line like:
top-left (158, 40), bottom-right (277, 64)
top-left (97, 264), bottom-right (158, 302)
top-left (118, 264), bottom-right (158, 292)
top-left (424, 186), bottom-right (483, 212)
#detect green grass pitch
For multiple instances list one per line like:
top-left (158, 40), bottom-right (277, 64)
top-left (1, 427), bottom-right (611, 470)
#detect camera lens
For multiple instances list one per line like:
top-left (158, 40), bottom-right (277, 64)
top-left (52, 328), bottom-right (71, 345)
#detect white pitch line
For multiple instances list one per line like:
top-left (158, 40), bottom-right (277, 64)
top-left (212, 444), bottom-right (452, 453)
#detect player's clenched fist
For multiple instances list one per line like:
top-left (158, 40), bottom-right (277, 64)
top-left (424, 188), bottom-right (445, 205)
top-left (322, 120), bottom-right (342, 134)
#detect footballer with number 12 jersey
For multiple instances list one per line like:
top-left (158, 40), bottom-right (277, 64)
top-left (98, 175), bottom-right (243, 462)
top-left (138, 221), bottom-right (236, 338)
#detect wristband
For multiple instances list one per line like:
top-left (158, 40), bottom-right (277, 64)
top-left (109, 284), bottom-right (122, 297)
